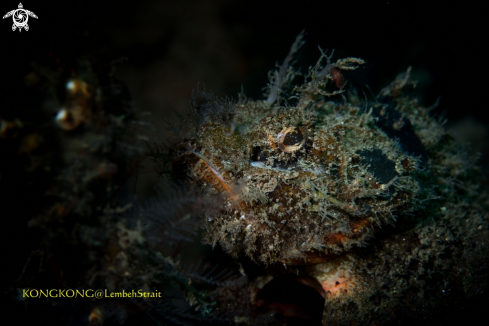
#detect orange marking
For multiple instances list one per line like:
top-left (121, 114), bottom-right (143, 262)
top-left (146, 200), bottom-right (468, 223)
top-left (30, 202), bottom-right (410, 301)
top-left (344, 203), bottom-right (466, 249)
top-left (202, 160), bottom-right (235, 199)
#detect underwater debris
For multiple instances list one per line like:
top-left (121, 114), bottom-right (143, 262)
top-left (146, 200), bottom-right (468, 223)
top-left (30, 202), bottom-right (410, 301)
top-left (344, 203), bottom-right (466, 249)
top-left (1, 48), bottom-right (252, 326)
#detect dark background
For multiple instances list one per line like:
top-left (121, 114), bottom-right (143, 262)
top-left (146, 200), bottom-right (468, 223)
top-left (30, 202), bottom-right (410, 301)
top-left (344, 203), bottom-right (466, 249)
top-left (1, 0), bottom-right (488, 325)
top-left (3, 0), bottom-right (488, 184)
top-left (2, 0), bottom-right (488, 121)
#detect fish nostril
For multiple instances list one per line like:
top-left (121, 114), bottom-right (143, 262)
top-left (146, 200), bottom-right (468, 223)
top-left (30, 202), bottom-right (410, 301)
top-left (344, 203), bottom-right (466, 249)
top-left (251, 147), bottom-right (268, 162)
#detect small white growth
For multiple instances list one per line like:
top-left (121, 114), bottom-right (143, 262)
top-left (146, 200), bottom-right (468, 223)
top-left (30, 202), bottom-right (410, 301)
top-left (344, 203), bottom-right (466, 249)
top-left (66, 80), bottom-right (75, 91)
top-left (55, 108), bottom-right (68, 122)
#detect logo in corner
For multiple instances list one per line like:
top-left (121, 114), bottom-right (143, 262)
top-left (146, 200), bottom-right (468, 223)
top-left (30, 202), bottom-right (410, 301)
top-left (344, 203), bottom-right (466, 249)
top-left (3, 3), bottom-right (37, 32)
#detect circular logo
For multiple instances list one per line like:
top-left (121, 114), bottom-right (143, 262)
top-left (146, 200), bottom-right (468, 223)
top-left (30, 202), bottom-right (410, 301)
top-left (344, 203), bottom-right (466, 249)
top-left (13, 9), bottom-right (28, 28)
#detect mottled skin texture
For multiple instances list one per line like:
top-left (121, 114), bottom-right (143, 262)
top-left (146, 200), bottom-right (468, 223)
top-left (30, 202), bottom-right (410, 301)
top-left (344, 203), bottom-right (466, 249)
top-left (176, 48), bottom-right (489, 324)
top-left (186, 98), bottom-right (420, 265)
